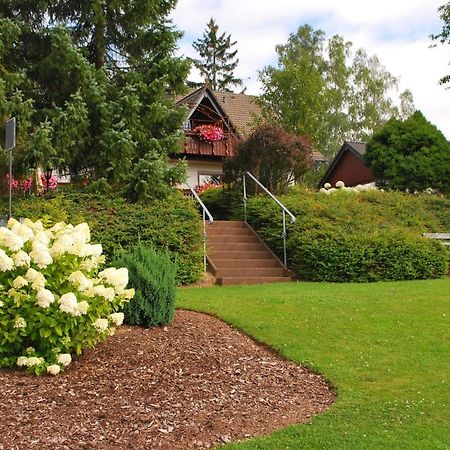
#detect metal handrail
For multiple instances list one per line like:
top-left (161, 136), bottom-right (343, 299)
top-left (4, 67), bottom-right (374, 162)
top-left (242, 172), bottom-right (296, 267)
top-left (186, 182), bottom-right (213, 272)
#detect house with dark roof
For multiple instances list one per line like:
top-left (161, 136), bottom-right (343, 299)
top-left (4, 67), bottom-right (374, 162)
top-left (173, 85), bottom-right (327, 189)
top-left (318, 141), bottom-right (375, 188)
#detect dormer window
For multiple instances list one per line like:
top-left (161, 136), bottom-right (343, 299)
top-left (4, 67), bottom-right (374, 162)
top-left (183, 120), bottom-right (192, 130)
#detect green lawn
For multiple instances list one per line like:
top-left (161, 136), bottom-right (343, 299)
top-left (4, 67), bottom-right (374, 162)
top-left (176, 279), bottom-right (450, 449)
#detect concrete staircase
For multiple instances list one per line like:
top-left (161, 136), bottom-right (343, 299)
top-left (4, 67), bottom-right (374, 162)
top-left (206, 220), bottom-right (293, 285)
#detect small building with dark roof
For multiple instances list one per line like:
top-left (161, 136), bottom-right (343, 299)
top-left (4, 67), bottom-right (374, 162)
top-left (318, 141), bottom-right (375, 188)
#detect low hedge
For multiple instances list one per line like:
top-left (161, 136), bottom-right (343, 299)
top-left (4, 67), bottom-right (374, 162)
top-left (246, 188), bottom-right (449, 282)
top-left (2, 188), bottom-right (203, 285)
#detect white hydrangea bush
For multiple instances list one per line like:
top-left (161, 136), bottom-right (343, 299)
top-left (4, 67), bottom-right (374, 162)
top-left (0, 218), bottom-right (134, 375)
top-left (319, 180), bottom-right (378, 194)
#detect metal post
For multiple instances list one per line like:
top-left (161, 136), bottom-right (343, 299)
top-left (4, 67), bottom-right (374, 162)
top-left (8, 150), bottom-right (12, 219)
top-left (243, 173), bottom-right (247, 223)
top-left (282, 209), bottom-right (287, 267)
top-left (202, 209), bottom-right (207, 272)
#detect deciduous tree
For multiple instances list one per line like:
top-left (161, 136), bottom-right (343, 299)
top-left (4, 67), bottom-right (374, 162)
top-left (259, 25), bottom-right (414, 159)
top-left (225, 124), bottom-right (313, 194)
top-left (431, 2), bottom-right (450, 86)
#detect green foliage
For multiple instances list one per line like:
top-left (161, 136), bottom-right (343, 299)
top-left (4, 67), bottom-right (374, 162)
top-left (3, 189), bottom-right (203, 285)
top-left (177, 279), bottom-right (450, 449)
top-left (431, 2), bottom-right (450, 85)
top-left (225, 124), bottom-right (313, 194)
top-left (0, 219), bottom-right (133, 375)
top-left (192, 17), bottom-right (243, 91)
top-left (245, 187), bottom-right (449, 282)
top-left (365, 111), bottom-right (450, 193)
top-left (114, 243), bottom-right (176, 327)
top-left (125, 152), bottom-right (187, 202)
top-left (0, 2), bottom-right (190, 195)
top-left (199, 185), bottom-right (243, 220)
top-left (259, 24), bottom-right (415, 158)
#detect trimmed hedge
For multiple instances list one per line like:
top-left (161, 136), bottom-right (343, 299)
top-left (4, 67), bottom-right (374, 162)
top-left (2, 188), bottom-right (203, 285)
top-left (246, 188), bottom-right (449, 282)
top-left (114, 243), bottom-right (176, 327)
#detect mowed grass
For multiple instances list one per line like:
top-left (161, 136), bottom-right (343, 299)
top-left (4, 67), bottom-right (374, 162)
top-left (176, 279), bottom-right (450, 449)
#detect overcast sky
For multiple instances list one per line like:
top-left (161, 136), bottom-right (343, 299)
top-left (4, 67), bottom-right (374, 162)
top-left (170, 0), bottom-right (450, 139)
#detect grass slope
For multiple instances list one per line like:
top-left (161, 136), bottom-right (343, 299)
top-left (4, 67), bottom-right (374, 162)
top-left (177, 279), bottom-right (450, 449)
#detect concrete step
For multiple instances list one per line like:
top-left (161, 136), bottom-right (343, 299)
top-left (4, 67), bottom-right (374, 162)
top-left (207, 242), bottom-right (266, 252)
top-left (207, 234), bottom-right (260, 244)
top-left (207, 226), bottom-right (253, 237)
top-left (211, 258), bottom-right (281, 269)
top-left (208, 250), bottom-right (272, 260)
top-left (214, 267), bottom-right (286, 278)
top-left (210, 220), bottom-right (247, 228)
top-left (217, 276), bottom-right (292, 286)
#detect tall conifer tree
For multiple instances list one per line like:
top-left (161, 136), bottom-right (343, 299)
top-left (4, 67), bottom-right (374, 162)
top-left (192, 18), bottom-right (243, 91)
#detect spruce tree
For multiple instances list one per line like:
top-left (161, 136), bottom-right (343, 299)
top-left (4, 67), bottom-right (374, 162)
top-left (192, 18), bottom-right (243, 91)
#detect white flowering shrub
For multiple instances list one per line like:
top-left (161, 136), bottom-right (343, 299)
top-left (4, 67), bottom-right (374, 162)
top-left (0, 218), bottom-right (134, 375)
top-left (319, 180), bottom-right (378, 194)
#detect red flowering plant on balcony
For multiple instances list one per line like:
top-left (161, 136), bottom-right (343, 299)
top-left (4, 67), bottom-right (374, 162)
top-left (194, 124), bottom-right (224, 142)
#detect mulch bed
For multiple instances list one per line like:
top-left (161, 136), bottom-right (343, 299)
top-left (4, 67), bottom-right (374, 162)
top-left (0, 310), bottom-right (335, 449)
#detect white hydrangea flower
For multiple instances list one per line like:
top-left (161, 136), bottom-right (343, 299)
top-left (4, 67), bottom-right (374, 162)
top-left (7, 217), bottom-right (19, 229)
top-left (13, 276), bottom-right (28, 289)
top-left (47, 364), bottom-right (61, 375)
top-left (50, 222), bottom-right (66, 234)
top-left (75, 301), bottom-right (89, 315)
top-left (30, 247), bottom-right (53, 269)
top-left (17, 356), bottom-right (28, 367)
top-left (319, 188), bottom-right (327, 193)
top-left (11, 223), bottom-right (34, 243)
top-left (36, 288), bottom-right (55, 308)
top-left (14, 317), bottom-right (26, 329)
top-left (50, 234), bottom-right (74, 257)
top-left (80, 255), bottom-right (105, 272)
top-left (93, 318), bottom-right (109, 331)
top-left (99, 267), bottom-right (129, 292)
top-left (335, 180), bottom-right (345, 188)
top-left (109, 312), bottom-right (124, 326)
top-left (324, 183), bottom-right (331, 189)
top-left (26, 356), bottom-right (44, 367)
top-left (0, 227), bottom-right (24, 252)
top-left (0, 300), bottom-right (4, 307)
top-left (33, 231), bottom-right (50, 246)
top-left (0, 249), bottom-right (14, 272)
top-left (68, 271), bottom-right (93, 292)
top-left (57, 353), bottom-right (72, 367)
top-left (58, 292), bottom-right (78, 314)
top-left (26, 268), bottom-right (46, 290)
top-left (81, 244), bottom-right (102, 258)
top-left (21, 218), bottom-right (35, 229)
top-left (12, 250), bottom-right (31, 267)
top-left (74, 222), bottom-right (90, 239)
top-left (122, 288), bottom-right (135, 300)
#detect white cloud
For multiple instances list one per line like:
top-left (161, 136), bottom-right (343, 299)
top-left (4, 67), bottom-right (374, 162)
top-left (171, 0), bottom-right (450, 138)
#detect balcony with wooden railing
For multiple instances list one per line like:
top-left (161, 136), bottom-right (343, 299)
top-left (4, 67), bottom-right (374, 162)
top-left (181, 130), bottom-right (237, 158)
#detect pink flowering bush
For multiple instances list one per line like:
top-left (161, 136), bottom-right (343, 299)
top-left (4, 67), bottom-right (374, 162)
top-left (0, 218), bottom-right (134, 375)
top-left (194, 124), bottom-right (224, 142)
top-left (6, 175), bottom-right (59, 194)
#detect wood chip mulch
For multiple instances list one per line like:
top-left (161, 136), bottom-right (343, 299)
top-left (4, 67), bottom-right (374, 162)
top-left (0, 310), bottom-right (335, 450)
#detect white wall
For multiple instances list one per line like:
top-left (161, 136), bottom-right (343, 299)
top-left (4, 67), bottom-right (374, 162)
top-left (170, 159), bottom-right (224, 189)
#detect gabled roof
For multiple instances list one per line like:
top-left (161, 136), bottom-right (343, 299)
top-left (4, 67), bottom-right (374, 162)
top-left (318, 141), bottom-right (367, 187)
top-left (175, 86), bottom-right (261, 137)
top-left (211, 90), bottom-right (261, 136)
top-left (175, 85), bottom-right (239, 137)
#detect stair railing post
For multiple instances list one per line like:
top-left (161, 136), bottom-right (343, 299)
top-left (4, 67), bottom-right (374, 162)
top-left (282, 209), bottom-right (287, 267)
top-left (202, 209), bottom-right (207, 273)
top-left (242, 173), bottom-right (247, 223)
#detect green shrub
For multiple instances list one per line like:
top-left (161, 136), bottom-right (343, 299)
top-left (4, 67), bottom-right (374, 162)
top-left (246, 187), bottom-right (449, 282)
top-left (114, 243), bottom-right (176, 327)
top-left (2, 189), bottom-right (203, 285)
top-left (199, 185), bottom-right (243, 220)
